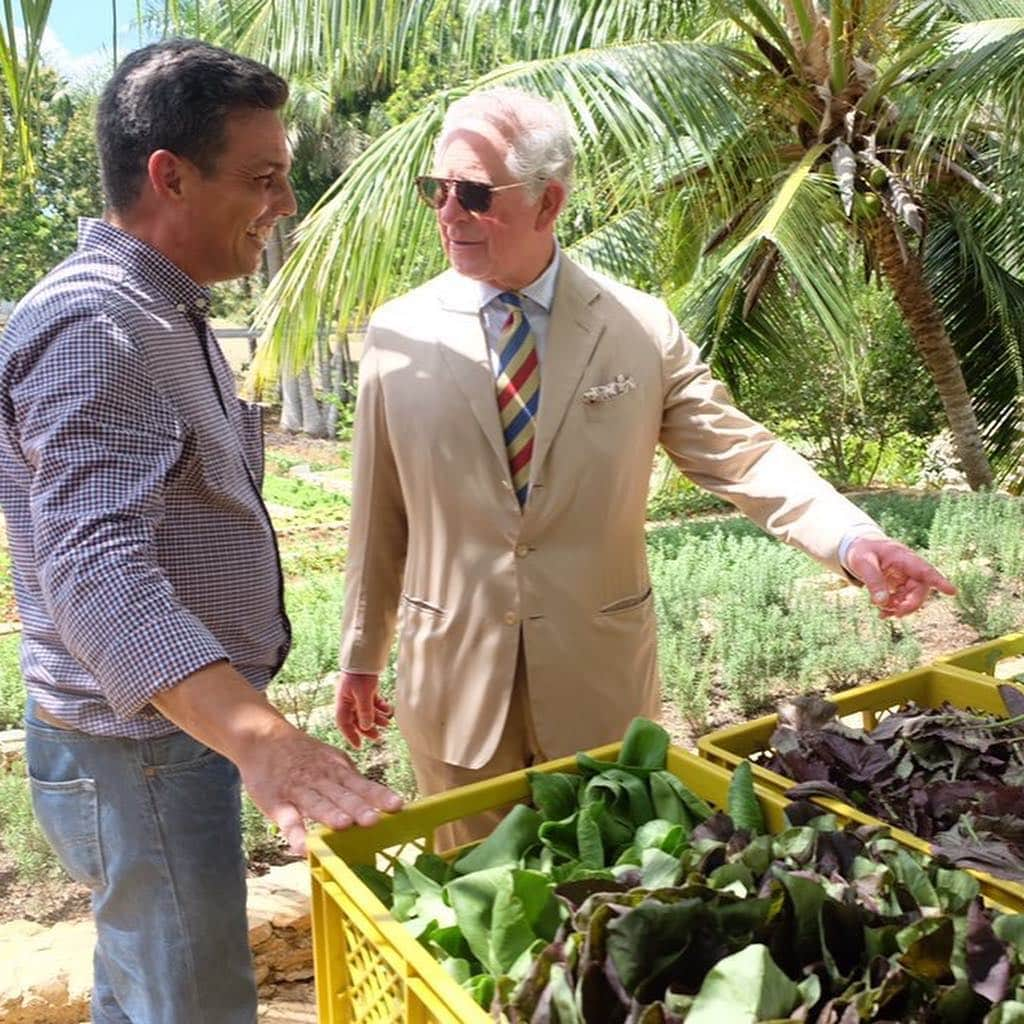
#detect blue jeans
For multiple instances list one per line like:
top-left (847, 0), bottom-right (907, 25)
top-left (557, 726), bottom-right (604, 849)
top-left (24, 704), bottom-right (256, 1023)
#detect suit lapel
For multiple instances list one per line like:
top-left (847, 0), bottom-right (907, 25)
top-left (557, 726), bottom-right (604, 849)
top-left (435, 284), bottom-right (510, 476)
top-left (532, 259), bottom-right (603, 475)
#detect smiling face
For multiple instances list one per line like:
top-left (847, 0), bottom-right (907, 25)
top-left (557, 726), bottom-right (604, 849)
top-left (432, 120), bottom-right (564, 291)
top-left (177, 107), bottom-right (297, 284)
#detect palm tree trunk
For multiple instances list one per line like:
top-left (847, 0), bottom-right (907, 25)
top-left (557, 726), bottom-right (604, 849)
top-left (265, 217), bottom-right (327, 437)
top-left (865, 220), bottom-right (994, 490)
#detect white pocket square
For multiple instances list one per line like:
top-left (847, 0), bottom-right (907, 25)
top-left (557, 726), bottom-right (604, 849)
top-left (582, 374), bottom-right (637, 404)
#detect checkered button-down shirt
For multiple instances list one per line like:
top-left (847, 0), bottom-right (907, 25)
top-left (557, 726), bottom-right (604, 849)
top-left (0, 218), bottom-right (290, 738)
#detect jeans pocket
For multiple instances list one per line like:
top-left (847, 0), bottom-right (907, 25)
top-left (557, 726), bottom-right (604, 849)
top-left (28, 775), bottom-right (107, 889)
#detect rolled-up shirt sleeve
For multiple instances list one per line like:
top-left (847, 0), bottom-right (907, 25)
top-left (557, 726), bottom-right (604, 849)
top-left (11, 312), bottom-right (229, 717)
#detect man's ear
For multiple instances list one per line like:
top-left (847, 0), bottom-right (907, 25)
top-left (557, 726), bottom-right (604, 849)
top-left (535, 180), bottom-right (567, 231)
top-left (147, 149), bottom-right (188, 202)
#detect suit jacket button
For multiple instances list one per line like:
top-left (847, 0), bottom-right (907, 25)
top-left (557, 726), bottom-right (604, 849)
top-left (504, 611), bottom-right (518, 625)
top-left (515, 544), bottom-right (529, 558)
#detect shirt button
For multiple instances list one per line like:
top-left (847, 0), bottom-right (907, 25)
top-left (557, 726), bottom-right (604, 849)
top-left (504, 611), bottom-right (518, 626)
top-left (175, 302), bottom-right (186, 312)
top-left (515, 544), bottom-right (529, 558)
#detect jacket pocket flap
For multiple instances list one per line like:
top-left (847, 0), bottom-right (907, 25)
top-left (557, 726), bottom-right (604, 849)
top-left (599, 586), bottom-right (652, 614)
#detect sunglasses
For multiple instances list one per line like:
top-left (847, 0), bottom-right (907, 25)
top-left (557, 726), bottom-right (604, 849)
top-left (415, 175), bottom-right (528, 214)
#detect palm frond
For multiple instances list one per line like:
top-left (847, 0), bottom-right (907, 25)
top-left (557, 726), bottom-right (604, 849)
top-left (460, 0), bottom-right (707, 64)
top-left (0, 0), bottom-right (53, 177)
top-left (675, 256), bottom-right (804, 393)
top-left (912, 22), bottom-right (1024, 162)
top-left (681, 158), bottom-right (858, 387)
top-left (253, 38), bottom-right (759, 367)
top-left (564, 208), bottom-right (658, 288)
top-left (926, 198), bottom-right (1024, 472)
top-left (253, 99), bottom-right (447, 374)
top-left (198, 0), bottom-right (441, 101)
top-left (716, 149), bottom-right (855, 346)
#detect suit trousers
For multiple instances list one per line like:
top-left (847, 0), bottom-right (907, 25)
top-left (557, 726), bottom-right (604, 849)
top-left (407, 637), bottom-right (546, 851)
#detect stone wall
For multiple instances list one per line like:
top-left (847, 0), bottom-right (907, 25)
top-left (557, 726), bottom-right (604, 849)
top-left (0, 861), bottom-right (313, 1023)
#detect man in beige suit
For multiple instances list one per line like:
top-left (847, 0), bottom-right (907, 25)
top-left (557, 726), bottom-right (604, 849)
top-left (336, 88), bottom-right (954, 846)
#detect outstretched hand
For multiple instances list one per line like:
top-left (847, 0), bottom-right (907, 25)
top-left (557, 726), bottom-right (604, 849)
top-left (238, 725), bottom-right (403, 855)
top-left (846, 536), bottom-right (957, 618)
top-left (336, 670), bottom-right (393, 748)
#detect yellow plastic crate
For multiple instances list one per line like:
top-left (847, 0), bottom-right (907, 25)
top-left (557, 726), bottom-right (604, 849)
top-left (308, 742), bottom-right (842, 1024)
top-left (935, 631), bottom-right (1024, 681)
top-left (697, 663), bottom-right (1024, 912)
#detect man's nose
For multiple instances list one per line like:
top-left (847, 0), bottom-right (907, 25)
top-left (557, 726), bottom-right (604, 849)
top-left (276, 178), bottom-right (298, 218)
top-left (438, 185), bottom-right (468, 224)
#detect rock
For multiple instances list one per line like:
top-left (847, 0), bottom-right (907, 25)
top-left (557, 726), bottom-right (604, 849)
top-left (0, 862), bottom-right (315, 1021)
top-left (0, 918), bottom-right (95, 1023)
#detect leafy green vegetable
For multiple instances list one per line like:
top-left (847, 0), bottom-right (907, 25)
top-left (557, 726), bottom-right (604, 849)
top-left (452, 804), bottom-right (543, 875)
top-left (686, 944), bottom-right (805, 1023)
top-left (761, 691), bottom-right (1024, 880)
top-left (727, 760), bottom-right (766, 836)
top-left (367, 717), bottom-right (1024, 1020)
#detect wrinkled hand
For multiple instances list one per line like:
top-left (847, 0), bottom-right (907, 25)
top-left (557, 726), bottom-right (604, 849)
top-left (237, 724), bottom-right (403, 855)
top-left (336, 671), bottom-right (393, 748)
top-left (846, 536), bottom-right (957, 618)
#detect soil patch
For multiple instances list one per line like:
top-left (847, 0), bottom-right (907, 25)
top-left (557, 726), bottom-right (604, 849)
top-left (0, 848), bottom-right (91, 926)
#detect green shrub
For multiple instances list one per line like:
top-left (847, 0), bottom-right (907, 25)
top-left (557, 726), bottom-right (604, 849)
top-left (928, 492), bottom-right (1024, 576)
top-left (382, 726), bottom-right (418, 802)
top-left (854, 493), bottom-right (940, 551)
top-left (262, 473), bottom-right (348, 512)
top-left (271, 576), bottom-right (346, 730)
top-left (926, 493), bottom-right (1024, 637)
top-left (647, 453), bottom-right (732, 521)
top-left (648, 517), bottom-right (921, 728)
top-left (240, 791), bottom-right (284, 862)
top-left (0, 634), bottom-right (24, 730)
top-left (0, 765), bottom-right (62, 882)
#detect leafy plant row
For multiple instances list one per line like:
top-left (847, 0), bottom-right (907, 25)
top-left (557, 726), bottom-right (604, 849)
top-left (757, 686), bottom-right (1024, 882)
top-left (356, 719), bottom-right (1024, 1023)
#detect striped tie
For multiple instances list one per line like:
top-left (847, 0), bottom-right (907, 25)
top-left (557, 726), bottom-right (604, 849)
top-left (495, 291), bottom-right (540, 507)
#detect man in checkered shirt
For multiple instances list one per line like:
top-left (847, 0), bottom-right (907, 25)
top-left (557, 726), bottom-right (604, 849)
top-left (0, 40), bottom-right (401, 1023)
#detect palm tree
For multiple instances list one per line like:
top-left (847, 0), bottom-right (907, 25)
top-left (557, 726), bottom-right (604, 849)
top-left (242, 0), bottom-right (1023, 490)
top-left (9, 2), bottom-right (1023, 481)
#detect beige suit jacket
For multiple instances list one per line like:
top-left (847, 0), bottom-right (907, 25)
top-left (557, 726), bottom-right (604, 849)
top-left (340, 257), bottom-right (879, 768)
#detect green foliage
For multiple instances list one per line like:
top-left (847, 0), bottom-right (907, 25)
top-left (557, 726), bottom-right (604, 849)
top-left (855, 493), bottom-right (941, 551)
top-left (646, 451), bottom-right (732, 521)
top-left (0, 69), bottom-right (102, 301)
top-left (240, 791), bottom-right (284, 862)
top-left (0, 764), bottom-right (61, 882)
top-left (648, 524), bottom-right (919, 727)
top-left (382, 725), bottom-right (418, 801)
top-left (271, 576), bottom-right (346, 730)
top-left (929, 493), bottom-right (1024, 639)
top-left (734, 280), bottom-right (941, 489)
top-left (0, 635), bottom-right (24, 730)
top-left (364, 717), bottom-right (1018, 1021)
top-left (262, 472), bottom-right (348, 512)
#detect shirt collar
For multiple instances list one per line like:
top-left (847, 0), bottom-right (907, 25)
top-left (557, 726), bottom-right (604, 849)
top-left (78, 217), bottom-right (214, 318)
top-left (443, 242), bottom-right (561, 314)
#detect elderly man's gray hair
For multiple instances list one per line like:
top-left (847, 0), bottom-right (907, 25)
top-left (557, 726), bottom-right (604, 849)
top-left (436, 87), bottom-right (576, 201)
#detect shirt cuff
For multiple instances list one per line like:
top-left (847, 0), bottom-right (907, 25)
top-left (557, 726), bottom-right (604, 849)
top-left (92, 612), bottom-right (230, 719)
top-left (838, 526), bottom-right (888, 575)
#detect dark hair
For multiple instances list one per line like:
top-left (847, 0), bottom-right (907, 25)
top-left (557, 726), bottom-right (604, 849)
top-left (97, 38), bottom-right (289, 212)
